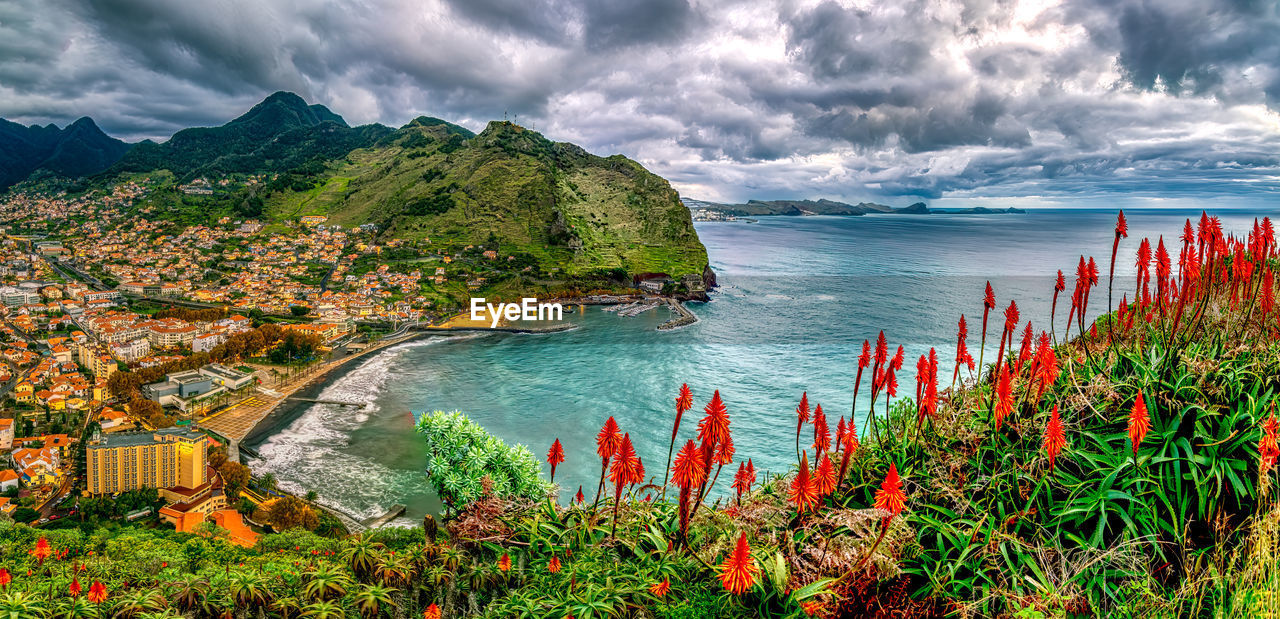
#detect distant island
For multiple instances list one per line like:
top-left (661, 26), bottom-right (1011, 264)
top-left (684, 197), bottom-right (1024, 220)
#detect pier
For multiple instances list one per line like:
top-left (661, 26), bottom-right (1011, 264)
top-left (361, 504), bottom-right (407, 529)
top-left (658, 298), bottom-right (698, 330)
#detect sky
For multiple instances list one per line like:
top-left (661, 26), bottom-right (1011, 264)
top-left (2, 0), bottom-right (1279, 205)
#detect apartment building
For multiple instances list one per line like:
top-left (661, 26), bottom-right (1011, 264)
top-left (85, 427), bottom-right (208, 495)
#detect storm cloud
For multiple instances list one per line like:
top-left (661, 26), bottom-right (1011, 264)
top-left (1, 0), bottom-right (1277, 203)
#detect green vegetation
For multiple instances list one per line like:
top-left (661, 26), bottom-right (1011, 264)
top-left (416, 411), bottom-right (550, 512)
top-left (107, 92), bottom-right (391, 183)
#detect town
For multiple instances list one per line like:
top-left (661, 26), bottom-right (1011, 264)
top-left (0, 173), bottom-right (701, 545)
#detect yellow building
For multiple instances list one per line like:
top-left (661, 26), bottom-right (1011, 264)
top-left (13, 382), bottom-right (33, 404)
top-left (85, 427), bottom-right (208, 495)
top-left (77, 343), bottom-right (118, 380)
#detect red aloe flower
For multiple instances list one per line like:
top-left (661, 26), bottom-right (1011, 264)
top-left (732, 460), bottom-right (755, 503)
top-left (671, 439), bottom-right (705, 542)
top-left (70, 577), bottom-right (82, 597)
top-left (423, 604), bottom-right (441, 619)
top-left (1155, 237), bottom-right (1171, 307)
top-left (649, 577), bottom-right (671, 597)
top-left (1137, 238), bottom-right (1152, 306)
top-left (87, 581), bottom-right (107, 604)
top-left (663, 383), bottom-right (695, 493)
top-left (719, 532), bottom-right (758, 595)
top-left (497, 554), bottom-right (511, 572)
top-left (915, 353), bottom-right (928, 415)
top-left (979, 281), bottom-right (996, 373)
top-left (790, 452), bottom-right (821, 515)
top-left (597, 416), bottom-right (622, 459)
top-left (838, 418), bottom-right (859, 485)
top-left (671, 440), bottom-right (707, 490)
top-left (593, 417), bottom-right (623, 504)
top-left (1129, 391), bottom-right (1151, 456)
top-left (835, 416), bottom-right (847, 451)
top-left (874, 463), bottom-right (907, 525)
top-left (609, 433), bottom-right (645, 533)
top-left (676, 383), bottom-right (693, 415)
top-left (1109, 210), bottom-right (1128, 314)
top-left (0, 568), bottom-right (9, 589)
top-left (30, 537), bottom-right (51, 563)
top-left (697, 391), bottom-right (731, 453)
top-left (853, 338), bottom-right (871, 416)
top-left (794, 391), bottom-right (810, 460)
top-left (953, 314), bottom-right (973, 388)
top-left (547, 556), bottom-right (562, 573)
top-left (811, 404), bottom-right (830, 456)
top-left (993, 364), bottom-right (1014, 431)
top-left (1044, 405), bottom-right (1066, 473)
top-left (715, 433), bottom-right (735, 466)
top-left (547, 439), bottom-right (565, 482)
top-left (814, 453), bottom-right (837, 497)
top-left (1259, 406), bottom-right (1278, 476)
top-left (574, 486), bottom-right (584, 504)
top-left (1051, 269), bottom-right (1065, 341)
top-left (1033, 332), bottom-right (1058, 402)
top-left (1016, 322), bottom-right (1034, 374)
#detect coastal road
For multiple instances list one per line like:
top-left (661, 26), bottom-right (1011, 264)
top-left (200, 330), bottom-right (420, 441)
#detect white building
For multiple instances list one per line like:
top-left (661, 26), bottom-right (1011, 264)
top-left (109, 338), bottom-right (151, 362)
top-left (0, 418), bottom-right (13, 450)
top-left (192, 332), bottom-right (225, 353)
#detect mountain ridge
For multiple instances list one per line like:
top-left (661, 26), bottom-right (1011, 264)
top-left (0, 116), bottom-right (131, 191)
top-left (684, 197), bottom-right (1025, 217)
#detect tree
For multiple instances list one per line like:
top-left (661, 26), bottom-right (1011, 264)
top-left (290, 305), bottom-right (311, 317)
top-left (208, 444), bottom-right (229, 469)
top-left (266, 496), bottom-right (319, 532)
top-left (219, 462), bottom-right (251, 497)
top-left (259, 472), bottom-right (279, 493)
top-left (12, 507), bottom-right (40, 523)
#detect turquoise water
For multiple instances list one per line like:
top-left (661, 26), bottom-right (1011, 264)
top-left (251, 208), bottom-right (1276, 523)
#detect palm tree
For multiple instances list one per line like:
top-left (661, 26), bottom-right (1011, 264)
top-left (164, 574), bottom-right (211, 614)
top-left (340, 535), bottom-right (384, 581)
top-left (0, 591), bottom-right (48, 618)
top-left (304, 490), bottom-right (318, 503)
top-left (258, 473), bottom-right (278, 494)
top-left (299, 601), bottom-right (345, 619)
top-left (301, 565), bottom-right (351, 602)
top-left (227, 570), bottom-right (274, 616)
top-left (352, 584), bottom-right (397, 618)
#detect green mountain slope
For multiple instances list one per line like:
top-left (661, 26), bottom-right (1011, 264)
top-left (269, 117), bottom-right (708, 279)
top-left (107, 91), bottom-right (392, 181)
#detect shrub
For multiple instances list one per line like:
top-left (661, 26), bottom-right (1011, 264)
top-left (415, 410), bottom-right (550, 510)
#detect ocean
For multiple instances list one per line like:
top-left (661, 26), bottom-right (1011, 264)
top-left (249, 207), bottom-right (1277, 524)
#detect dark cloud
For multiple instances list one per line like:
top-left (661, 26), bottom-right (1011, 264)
top-left (0, 0), bottom-right (1276, 203)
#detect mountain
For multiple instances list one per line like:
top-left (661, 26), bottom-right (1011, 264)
top-left (684, 198), bottom-right (899, 216)
top-left (108, 91), bottom-right (392, 180)
top-left (685, 198), bottom-right (1024, 217)
top-left (0, 117), bottom-right (131, 190)
top-left (268, 116), bottom-right (708, 279)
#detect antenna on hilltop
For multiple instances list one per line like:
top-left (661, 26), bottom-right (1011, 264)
top-left (503, 109), bottom-right (509, 121)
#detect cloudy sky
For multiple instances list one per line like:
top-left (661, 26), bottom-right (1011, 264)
top-left (2, 0), bottom-right (1279, 205)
